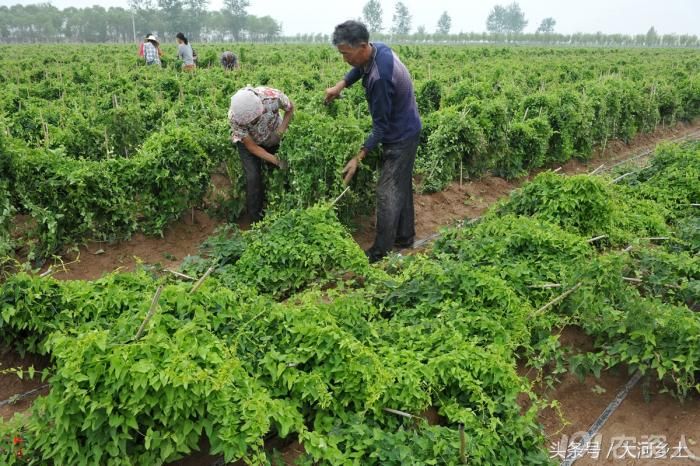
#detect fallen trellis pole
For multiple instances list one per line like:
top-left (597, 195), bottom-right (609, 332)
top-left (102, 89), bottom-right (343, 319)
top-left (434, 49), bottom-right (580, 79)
top-left (134, 286), bottom-right (164, 341)
top-left (528, 283), bottom-right (562, 289)
top-left (611, 172), bottom-right (634, 183)
top-left (533, 282), bottom-right (583, 316)
top-left (190, 266), bottom-right (215, 294)
top-left (588, 164), bottom-right (605, 175)
top-left (587, 235), bottom-right (608, 243)
top-left (622, 277), bottom-right (643, 283)
top-left (622, 276), bottom-right (682, 289)
top-left (164, 269), bottom-right (195, 281)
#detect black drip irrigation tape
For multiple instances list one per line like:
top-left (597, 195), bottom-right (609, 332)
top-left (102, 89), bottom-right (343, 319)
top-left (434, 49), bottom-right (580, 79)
top-left (597, 130), bottom-right (700, 174)
top-left (0, 384), bottom-right (50, 408)
top-left (560, 371), bottom-right (643, 466)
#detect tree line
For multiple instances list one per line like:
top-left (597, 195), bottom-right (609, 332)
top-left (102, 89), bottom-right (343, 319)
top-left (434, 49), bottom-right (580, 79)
top-left (358, 1), bottom-right (698, 48)
top-left (1, 0), bottom-right (697, 47)
top-left (0, 0), bottom-right (281, 43)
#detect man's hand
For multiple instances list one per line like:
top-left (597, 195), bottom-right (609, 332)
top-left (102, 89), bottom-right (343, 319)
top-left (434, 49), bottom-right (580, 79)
top-left (275, 157), bottom-right (288, 170)
top-left (341, 157), bottom-right (359, 185)
top-left (324, 81), bottom-right (346, 104)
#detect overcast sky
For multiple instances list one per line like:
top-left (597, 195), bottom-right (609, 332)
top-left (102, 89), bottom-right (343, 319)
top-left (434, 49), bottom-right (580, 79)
top-left (1, 0), bottom-right (698, 36)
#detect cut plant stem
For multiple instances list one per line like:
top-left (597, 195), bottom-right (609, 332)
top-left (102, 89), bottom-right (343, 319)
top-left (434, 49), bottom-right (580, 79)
top-left (382, 407), bottom-right (415, 419)
top-left (331, 186), bottom-right (351, 207)
top-left (134, 286), bottom-right (164, 341)
top-left (459, 423), bottom-right (467, 464)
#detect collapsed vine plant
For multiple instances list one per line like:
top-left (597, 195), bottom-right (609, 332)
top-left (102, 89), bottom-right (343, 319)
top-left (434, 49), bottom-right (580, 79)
top-left (0, 142), bottom-right (697, 465)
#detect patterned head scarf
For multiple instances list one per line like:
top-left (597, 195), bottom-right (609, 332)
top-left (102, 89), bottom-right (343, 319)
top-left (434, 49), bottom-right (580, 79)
top-left (230, 88), bottom-right (264, 125)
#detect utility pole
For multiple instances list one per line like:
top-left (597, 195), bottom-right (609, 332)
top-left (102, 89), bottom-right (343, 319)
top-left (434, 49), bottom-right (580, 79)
top-left (132, 10), bottom-right (137, 43)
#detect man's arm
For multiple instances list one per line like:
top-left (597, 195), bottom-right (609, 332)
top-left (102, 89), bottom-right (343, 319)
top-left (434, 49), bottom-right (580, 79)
top-left (341, 79), bottom-right (393, 185)
top-left (325, 66), bottom-right (362, 104)
top-left (242, 136), bottom-right (286, 168)
top-left (276, 100), bottom-right (294, 136)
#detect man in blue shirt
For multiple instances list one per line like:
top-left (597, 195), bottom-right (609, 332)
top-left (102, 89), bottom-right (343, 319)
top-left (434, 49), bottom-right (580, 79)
top-left (325, 20), bottom-right (422, 263)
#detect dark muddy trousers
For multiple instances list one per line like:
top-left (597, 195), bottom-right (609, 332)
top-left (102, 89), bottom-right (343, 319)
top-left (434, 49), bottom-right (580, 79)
top-left (237, 142), bottom-right (278, 223)
top-left (366, 132), bottom-right (421, 262)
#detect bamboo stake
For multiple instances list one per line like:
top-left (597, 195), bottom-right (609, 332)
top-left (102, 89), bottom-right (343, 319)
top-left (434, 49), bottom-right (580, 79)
top-left (164, 269), bottom-right (195, 281)
top-left (533, 282), bottom-right (583, 316)
top-left (622, 277), bottom-right (643, 283)
top-left (134, 286), bottom-right (164, 341)
top-left (553, 167), bottom-right (563, 173)
top-left (190, 266), bottom-right (215, 294)
top-left (611, 172), bottom-right (634, 183)
top-left (640, 237), bottom-right (670, 241)
top-left (588, 164), bottom-right (605, 175)
top-left (527, 283), bottom-right (562, 289)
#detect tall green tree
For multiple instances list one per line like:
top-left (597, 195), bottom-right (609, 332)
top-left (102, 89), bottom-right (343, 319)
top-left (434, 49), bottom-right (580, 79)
top-left (436, 11), bottom-right (451, 35)
top-left (646, 26), bottom-right (659, 46)
top-left (536, 17), bottom-right (555, 34)
top-left (486, 2), bottom-right (528, 34)
top-left (362, 0), bottom-right (383, 33)
top-left (223, 0), bottom-right (249, 40)
top-left (391, 1), bottom-right (411, 36)
top-left (158, 0), bottom-right (186, 36)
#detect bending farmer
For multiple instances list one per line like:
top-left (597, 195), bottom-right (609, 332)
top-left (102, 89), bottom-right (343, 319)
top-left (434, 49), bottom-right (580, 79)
top-left (228, 87), bottom-right (294, 223)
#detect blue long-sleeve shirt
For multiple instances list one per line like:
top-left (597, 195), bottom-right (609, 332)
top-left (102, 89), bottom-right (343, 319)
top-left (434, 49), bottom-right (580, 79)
top-left (343, 42), bottom-right (421, 151)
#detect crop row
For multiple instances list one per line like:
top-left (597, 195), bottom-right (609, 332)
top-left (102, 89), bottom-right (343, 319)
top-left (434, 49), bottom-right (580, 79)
top-left (0, 141), bottom-right (697, 465)
top-left (1, 44), bottom-right (699, 258)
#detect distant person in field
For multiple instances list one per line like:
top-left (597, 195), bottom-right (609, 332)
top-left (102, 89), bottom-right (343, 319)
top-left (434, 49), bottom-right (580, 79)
top-left (143, 35), bottom-right (161, 66)
top-left (176, 32), bottom-right (195, 71)
top-left (220, 51), bottom-right (239, 70)
top-left (138, 35), bottom-right (147, 57)
top-left (324, 20), bottom-right (422, 263)
top-left (228, 86), bottom-right (294, 222)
